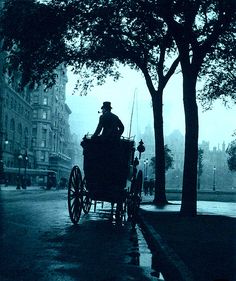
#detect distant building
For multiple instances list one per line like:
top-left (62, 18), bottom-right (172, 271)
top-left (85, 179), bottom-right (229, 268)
top-left (0, 41), bottom-right (34, 184)
top-left (30, 66), bottom-right (73, 183)
top-left (199, 141), bottom-right (232, 190)
top-left (0, 34), bottom-right (79, 186)
top-left (165, 129), bottom-right (185, 171)
top-left (139, 126), bottom-right (234, 191)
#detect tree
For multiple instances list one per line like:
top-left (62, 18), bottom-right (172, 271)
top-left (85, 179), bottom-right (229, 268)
top-left (1, 0), bottom-right (180, 205)
top-left (197, 148), bottom-right (204, 190)
top-left (226, 140), bottom-right (236, 172)
top-left (198, 26), bottom-right (236, 110)
top-left (158, 0), bottom-right (235, 215)
top-left (1, 1), bottom-right (235, 216)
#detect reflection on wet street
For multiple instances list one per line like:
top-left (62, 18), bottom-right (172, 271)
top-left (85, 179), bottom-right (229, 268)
top-left (0, 190), bottom-right (165, 281)
top-left (89, 203), bottom-right (165, 280)
top-left (128, 226), bottom-right (165, 281)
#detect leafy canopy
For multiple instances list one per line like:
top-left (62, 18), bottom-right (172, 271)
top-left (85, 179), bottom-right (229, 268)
top-left (226, 140), bottom-right (236, 172)
top-left (198, 20), bottom-right (236, 109)
top-left (1, 0), bottom-right (177, 93)
top-left (150, 145), bottom-right (174, 172)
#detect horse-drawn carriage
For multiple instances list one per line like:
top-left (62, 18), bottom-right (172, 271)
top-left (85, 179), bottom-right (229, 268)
top-left (67, 135), bottom-right (145, 226)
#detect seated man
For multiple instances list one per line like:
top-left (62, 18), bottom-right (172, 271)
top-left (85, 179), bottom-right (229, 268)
top-left (92, 101), bottom-right (124, 140)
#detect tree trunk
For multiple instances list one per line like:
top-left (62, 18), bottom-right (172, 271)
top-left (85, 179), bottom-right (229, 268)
top-left (152, 91), bottom-right (168, 205)
top-left (180, 72), bottom-right (198, 216)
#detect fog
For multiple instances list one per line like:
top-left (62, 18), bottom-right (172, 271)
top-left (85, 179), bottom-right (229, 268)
top-left (66, 66), bottom-right (235, 148)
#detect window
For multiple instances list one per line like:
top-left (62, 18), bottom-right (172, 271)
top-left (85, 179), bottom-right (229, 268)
top-left (42, 111), bottom-right (47, 119)
top-left (9, 141), bottom-right (13, 153)
top-left (32, 127), bottom-right (37, 137)
top-left (43, 85), bottom-right (48, 92)
top-left (31, 137), bottom-right (36, 148)
top-left (42, 128), bottom-right (47, 138)
top-left (40, 151), bottom-right (45, 161)
top-left (43, 97), bottom-right (48, 105)
top-left (10, 118), bottom-right (15, 131)
top-left (5, 96), bottom-right (9, 108)
top-left (18, 123), bottom-right (22, 135)
top-left (33, 110), bottom-right (38, 119)
top-left (32, 94), bottom-right (38, 104)
top-left (41, 140), bottom-right (46, 147)
top-left (4, 114), bottom-right (8, 130)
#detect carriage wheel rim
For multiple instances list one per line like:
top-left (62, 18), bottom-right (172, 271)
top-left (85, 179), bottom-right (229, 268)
top-left (68, 166), bottom-right (83, 224)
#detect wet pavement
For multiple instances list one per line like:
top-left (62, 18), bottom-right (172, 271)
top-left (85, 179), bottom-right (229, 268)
top-left (0, 189), bottom-right (164, 281)
top-left (1, 186), bottom-right (235, 281)
top-left (141, 199), bottom-right (236, 218)
top-left (139, 199), bottom-right (236, 281)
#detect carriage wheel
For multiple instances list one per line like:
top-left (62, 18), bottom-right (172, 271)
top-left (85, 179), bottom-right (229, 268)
top-left (83, 195), bottom-right (92, 214)
top-left (128, 170), bottom-right (143, 227)
top-left (81, 179), bottom-right (92, 214)
top-left (68, 166), bottom-right (83, 224)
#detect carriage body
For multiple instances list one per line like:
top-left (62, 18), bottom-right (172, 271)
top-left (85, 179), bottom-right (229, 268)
top-left (68, 136), bottom-right (144, 225)
top-left (82, 137), bottom-right (135, 203)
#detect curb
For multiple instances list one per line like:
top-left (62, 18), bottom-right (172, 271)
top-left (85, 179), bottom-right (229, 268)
top-left (138, 213), bottom-right (195, 281)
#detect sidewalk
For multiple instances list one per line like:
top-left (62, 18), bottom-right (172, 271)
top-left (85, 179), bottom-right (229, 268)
top-left (0, 185), bottom-right (60, 191)
top-left (139, 200), bottom-right (236, 281)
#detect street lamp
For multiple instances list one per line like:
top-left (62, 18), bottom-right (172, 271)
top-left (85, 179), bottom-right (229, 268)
top-left (16, 154), bottom-right (23, 189)
top-left (213, 166), bottom-right (216, 191)
top-left (0, 132), bottom-right (9, 185)
top-left (23, 152), bottom-right (28, 189)
top-left (144, 158), bottom-right (149, 180)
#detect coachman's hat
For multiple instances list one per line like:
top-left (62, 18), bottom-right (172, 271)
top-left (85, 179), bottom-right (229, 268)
top-left (101, 101), bottom-right (112, 109)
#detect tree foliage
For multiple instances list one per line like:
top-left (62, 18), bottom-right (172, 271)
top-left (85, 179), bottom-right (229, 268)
top-left (1, 0), bottom-right (181, 206)
top-left (198, 25), bottom-right (236, 110)
top-left (150, 145), bottom-right (174, 172)
top-left (198, 148), bottom-right (204, 177)
top-left (1, 0), bottom-right (178, 92)
top-left (1, 0), bottom-right (70, 88)
top-left (226, 140), bottom-right (236, 172)
top-left (197, 148), bottom-right (204, 190)
top-left (153, 0), bottom-right (235, 215)
top-left (1, 0), bottom-right (235, 215)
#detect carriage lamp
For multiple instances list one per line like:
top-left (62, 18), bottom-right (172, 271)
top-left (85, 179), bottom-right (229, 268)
top-left (137, 139), bottom-right (145, 159)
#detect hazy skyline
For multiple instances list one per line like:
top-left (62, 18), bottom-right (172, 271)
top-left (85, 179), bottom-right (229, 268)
top-left (65, 66), bottom-right (235, 149)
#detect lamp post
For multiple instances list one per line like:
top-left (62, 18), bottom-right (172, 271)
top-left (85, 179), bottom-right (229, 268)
top-left (144, 159), bottom-right (146, 180)
top-left (23, 152), bottom-right (28, 189)
top-left (0, 131), bottom-right (8, 185)
top-left (0, 132), bottom-right (4, 184)
top-left (144, 158), bottom-right (149, 180)
top-left (213, 166), bottom-right (216, 191)
top-left (0, 92), bottom-right (3, 185)
top-left (16, 154), bottom-right (23, 189)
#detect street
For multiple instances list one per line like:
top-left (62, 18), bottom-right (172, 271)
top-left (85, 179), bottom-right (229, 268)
top-left (0, 189), bottom-right (164, 281)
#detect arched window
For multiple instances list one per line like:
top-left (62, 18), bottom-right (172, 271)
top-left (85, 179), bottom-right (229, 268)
top-left (10, 118), bottom-right (15, 131)
top-left (24, 127), bottom-right (29, 137)
top-left (18, 123), bottom-right (22, 135)
top-left (4, 114), bottom-right (8, 130)
top-left (18, 123), bottom-right (22, 143)
top-left (24, 127), bottom-right (29, 148)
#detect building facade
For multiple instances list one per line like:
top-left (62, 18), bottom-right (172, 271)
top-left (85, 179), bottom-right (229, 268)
top-left (0, 35), bottom-right (78, 186)
top-left (30, 66), bottom-right (74, 184)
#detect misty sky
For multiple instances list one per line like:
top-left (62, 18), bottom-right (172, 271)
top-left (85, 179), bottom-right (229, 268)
top-left (65, 65), bottom-right (235, 149)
